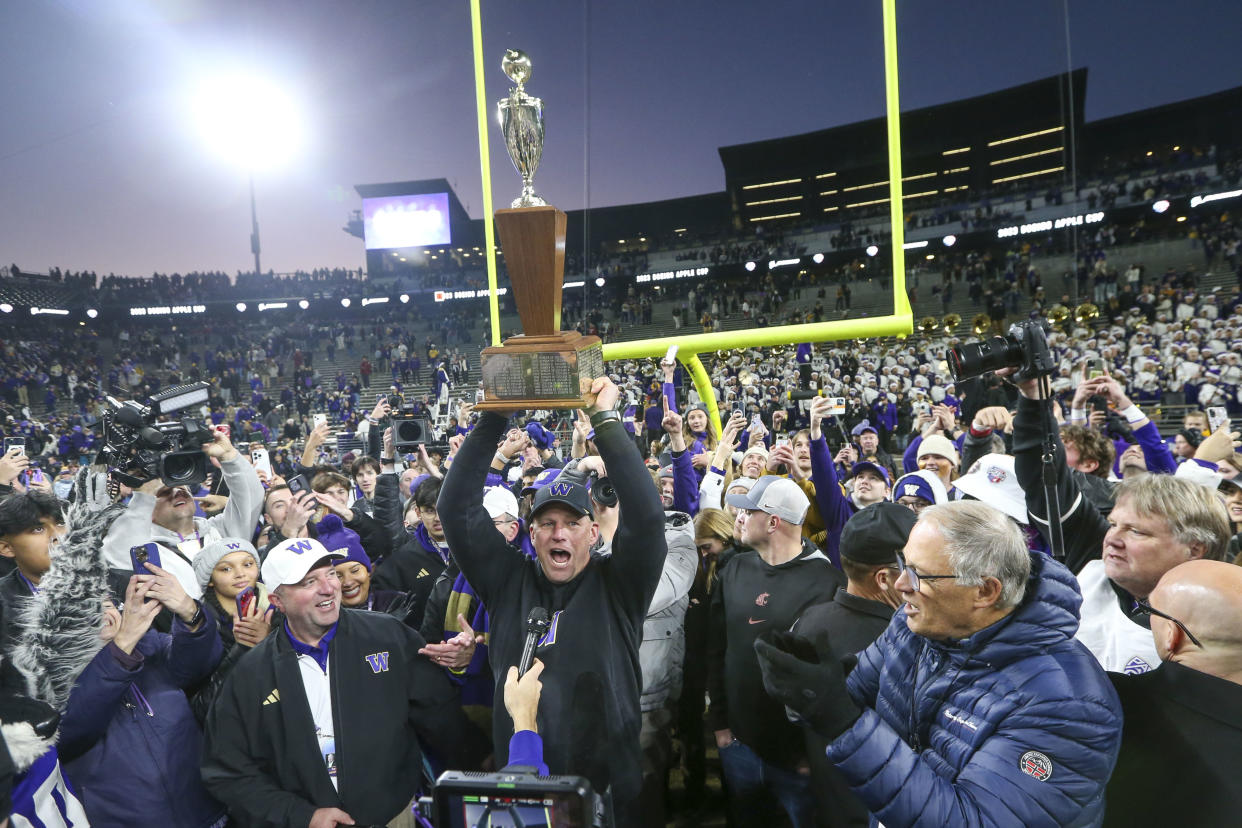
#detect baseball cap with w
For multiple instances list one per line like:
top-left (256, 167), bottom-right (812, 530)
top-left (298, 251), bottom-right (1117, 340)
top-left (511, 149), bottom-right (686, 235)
top-left (530, 475), bottom-right (595, 520)
top-left (261, 537), bottom-right (347, 588)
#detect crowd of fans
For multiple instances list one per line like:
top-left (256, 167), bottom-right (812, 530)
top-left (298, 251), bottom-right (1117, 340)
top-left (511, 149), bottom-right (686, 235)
top-left (0, 144), bottom-right (1240, 826)
top-left (0, 246), bottom-right (1239, 825)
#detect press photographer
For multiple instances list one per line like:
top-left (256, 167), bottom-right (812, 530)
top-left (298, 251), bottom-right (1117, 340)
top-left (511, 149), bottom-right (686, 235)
top-left (100, 387), bottom-right (264, 600)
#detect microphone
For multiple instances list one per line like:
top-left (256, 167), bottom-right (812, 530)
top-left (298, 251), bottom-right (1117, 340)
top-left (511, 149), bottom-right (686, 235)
top-left (518, 606), bottom-right (551, 678)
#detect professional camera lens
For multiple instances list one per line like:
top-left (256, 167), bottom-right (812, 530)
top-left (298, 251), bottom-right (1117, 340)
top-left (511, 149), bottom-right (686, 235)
top-left (395, 419), bottom-right (425, 443)
top-left (161, 450), bottom-right (206, 486)
top-left (947, 335), bottom-right (1023, 382)
top-left (592, 476), bottom-right (618, 508)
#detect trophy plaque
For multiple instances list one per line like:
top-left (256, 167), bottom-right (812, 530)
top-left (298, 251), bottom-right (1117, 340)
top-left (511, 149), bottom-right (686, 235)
top-left (475, 49), bottom-right (604, 411)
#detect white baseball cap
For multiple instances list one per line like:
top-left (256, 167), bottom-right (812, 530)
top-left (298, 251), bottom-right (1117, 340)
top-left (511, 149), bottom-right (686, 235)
top-left (725, 476), bottom-right (809, 525)
top-left (261, 537), bottom-right (346, 588)
top-left (483, 485), bottom-right (520, 521)
top-left (952, 454), bottom-right (1028, 525)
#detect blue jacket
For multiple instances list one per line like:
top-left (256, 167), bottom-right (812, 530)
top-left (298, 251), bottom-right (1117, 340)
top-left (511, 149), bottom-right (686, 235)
top-left (60, 610), bottom-right (225, 828)
top-left (826, 553), bottom-right (1122, 827)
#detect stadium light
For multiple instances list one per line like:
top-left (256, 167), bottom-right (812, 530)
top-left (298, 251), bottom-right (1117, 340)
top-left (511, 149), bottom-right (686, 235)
top-left (866, 245), bottom-right (879, 257)
top-left (86, 308), bottom-right (98, 319)
top-left (1189, 190), bottom-right (1242, 208)
top-left (0, 304), bottom-right (11, 314)
top-left (340, 298), bottom-right (351, 308)
top-left (191, 69), bottom-right (305, 277)
top-left (942, 234), bottom-right (957, 247)
top-left (298, 299), bottom-right (309, 310)
top-left (745, 261), bottom-right (756, 272)
top-left (594, 277), bottom-right (605, 287)
top-left (192, 71), bottom-right (304, 171)
top-left (236, 302), bottom-right (247, 312)
top-left (1152, 200), bottom-right (1170, 214)
top-left (812, 253), bottom-right (825, 264)
top-left (399, 294), bottom-right (410, 303)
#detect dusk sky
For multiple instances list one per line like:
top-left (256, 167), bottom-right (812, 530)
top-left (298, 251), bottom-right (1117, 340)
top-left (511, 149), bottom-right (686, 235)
top-left (1, 1), bottom-right (1238, 279)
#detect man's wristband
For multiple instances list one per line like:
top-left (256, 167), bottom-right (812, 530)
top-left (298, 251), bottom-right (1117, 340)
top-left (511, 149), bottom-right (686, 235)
top-left (1119, 404), bottom-right (1145, 424)
top-left (1069, 408), bottom-right (1088, 421)
top-left (493, 450), bottom-right (512, 465)
top-left (589, 409), bottom-right (621, 428)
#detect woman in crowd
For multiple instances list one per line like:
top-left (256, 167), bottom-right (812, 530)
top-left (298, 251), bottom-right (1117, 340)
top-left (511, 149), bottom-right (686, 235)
top-left (1224, 478), bottom-right (1242, 563)
top-left (317, 514), bottom-right (411, 615)
top-left (680, 507), bottom-right (741, 812)
top-left (189, 537), bottom-right (277, 723)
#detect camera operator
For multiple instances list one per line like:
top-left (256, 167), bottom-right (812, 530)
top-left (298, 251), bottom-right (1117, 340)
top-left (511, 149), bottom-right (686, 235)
top-left (437, 376), bottom-right (667, 828)
top-left (101, 425), bottom-right (264, 600)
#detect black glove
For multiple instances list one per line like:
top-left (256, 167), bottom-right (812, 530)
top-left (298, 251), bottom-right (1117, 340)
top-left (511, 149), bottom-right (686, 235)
top-left (753, 629), bottom-right (861, 742)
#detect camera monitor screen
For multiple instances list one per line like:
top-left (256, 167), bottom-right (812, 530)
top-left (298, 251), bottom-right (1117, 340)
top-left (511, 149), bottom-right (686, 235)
top-left (362, 192), bottom-right (451, 250)
top-left (432, 772), bottom-right (593, 828)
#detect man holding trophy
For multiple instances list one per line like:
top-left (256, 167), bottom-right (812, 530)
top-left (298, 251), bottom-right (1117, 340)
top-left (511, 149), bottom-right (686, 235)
top-left (436, 51), bottom-right (669, 828)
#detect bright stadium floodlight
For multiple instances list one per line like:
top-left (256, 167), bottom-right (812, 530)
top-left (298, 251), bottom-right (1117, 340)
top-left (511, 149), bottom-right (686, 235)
top-left (399, 294), bottom-right (410, 303)
top-left (340, 298), bottom-right (351, 308)
top-left (942, 234), bottom-right (957, 247)
top-left (0, 304), bottom-right (11, 314)
top-left (1152, 200), bottom-right (1170, 214)
top-left (595, 277), bottom-right (605, 287)
top-left (192, 70), bottom-right (304, 171)
top-left (86, 308), bottom-right (98, 318)
top-left (236, 302), bottom-right (247, 312)
top-left (298, 299), bottom-right (309, 309)
top-left (192, 69), bottom-right (305, 277)
top-left (866, 245), bottom-right (879, 257)
top-left (812, 253), bottom-right (825, 264)
top-left (745, 261), bottom-right (756, 272)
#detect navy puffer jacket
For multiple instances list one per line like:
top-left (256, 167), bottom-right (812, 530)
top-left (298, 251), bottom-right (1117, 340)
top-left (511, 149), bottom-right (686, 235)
top-left (826, 553), bottom-right (1122, 827)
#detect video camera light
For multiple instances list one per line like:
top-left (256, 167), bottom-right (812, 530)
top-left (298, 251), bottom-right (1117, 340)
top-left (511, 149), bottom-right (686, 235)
top-left (149, 382), bottom-right (211, 417)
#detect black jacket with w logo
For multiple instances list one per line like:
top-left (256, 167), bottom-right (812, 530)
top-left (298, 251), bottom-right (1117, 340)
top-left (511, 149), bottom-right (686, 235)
top-left (201, 608), bottom-right (488, 827)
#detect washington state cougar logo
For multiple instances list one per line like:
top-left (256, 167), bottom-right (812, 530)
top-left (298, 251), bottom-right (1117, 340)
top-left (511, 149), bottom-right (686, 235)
top-left (754, 592), bottom-right (770, 607)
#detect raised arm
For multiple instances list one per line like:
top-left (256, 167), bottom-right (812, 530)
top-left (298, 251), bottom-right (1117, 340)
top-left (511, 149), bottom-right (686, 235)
top-left (437, 412), bottom-right (527, 606)
top-left (591, 378), bottom-right (669, 623)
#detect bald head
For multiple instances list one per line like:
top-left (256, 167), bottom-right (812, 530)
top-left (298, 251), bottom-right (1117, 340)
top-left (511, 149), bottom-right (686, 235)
top-left (1150, 561), bottom-right (1242, 671)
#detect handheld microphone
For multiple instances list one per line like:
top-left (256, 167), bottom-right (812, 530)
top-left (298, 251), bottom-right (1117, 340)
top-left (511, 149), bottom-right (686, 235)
top-left (518, 606), bottom-right (551, 678)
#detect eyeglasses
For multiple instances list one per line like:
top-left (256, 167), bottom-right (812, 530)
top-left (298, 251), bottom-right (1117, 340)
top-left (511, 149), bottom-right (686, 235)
top-left (895, 551), bottom-right (958, 592)
top-left (1130, 598), bottom-right (1203, 648)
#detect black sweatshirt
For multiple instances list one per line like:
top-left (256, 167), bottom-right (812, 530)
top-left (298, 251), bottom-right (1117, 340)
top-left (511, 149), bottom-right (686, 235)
top-left (438, 412), bottom-right (667, 825)
top-left (706, 540), bottom-right (843, 770)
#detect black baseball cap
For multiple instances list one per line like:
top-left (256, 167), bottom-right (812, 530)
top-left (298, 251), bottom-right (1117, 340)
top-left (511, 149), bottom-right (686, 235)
top-left (530, 476), bottom-right (595, 520)
top-left (840, 501), bottom-right (916, 566)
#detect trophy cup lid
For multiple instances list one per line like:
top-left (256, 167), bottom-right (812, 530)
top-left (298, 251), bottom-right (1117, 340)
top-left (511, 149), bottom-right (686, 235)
top-left (502, 49), bottom-right (532, 94)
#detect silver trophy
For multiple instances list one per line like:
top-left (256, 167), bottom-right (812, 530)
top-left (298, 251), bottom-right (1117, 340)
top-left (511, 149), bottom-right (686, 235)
top-left (499, 49), bottom-right (547, 208)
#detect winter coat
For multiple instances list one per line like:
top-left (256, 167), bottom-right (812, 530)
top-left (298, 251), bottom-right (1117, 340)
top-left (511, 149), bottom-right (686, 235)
top-left (826, 553), bottom-right (1123, 827)
top-left (636, 512), bottom-right (696, 712)
top-left (59, 611), bottom-right (226, 828)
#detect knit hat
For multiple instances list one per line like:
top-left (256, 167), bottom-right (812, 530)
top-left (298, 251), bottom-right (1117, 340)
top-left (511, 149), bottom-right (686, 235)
top-left (917, 434), bottom-right (960, 467)
top-left (315, 514), bottom-right (371, 570)
top-left (193, 537), bottom-right (260, 590)
top-left (892, 470), bottom-right (949, 506)
top-left (525, 421), bottom-right (555, 450)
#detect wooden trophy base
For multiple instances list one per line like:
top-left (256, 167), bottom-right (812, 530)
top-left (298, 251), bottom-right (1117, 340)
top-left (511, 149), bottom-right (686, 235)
top-left (475, 330), bottom-right (604, 410)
